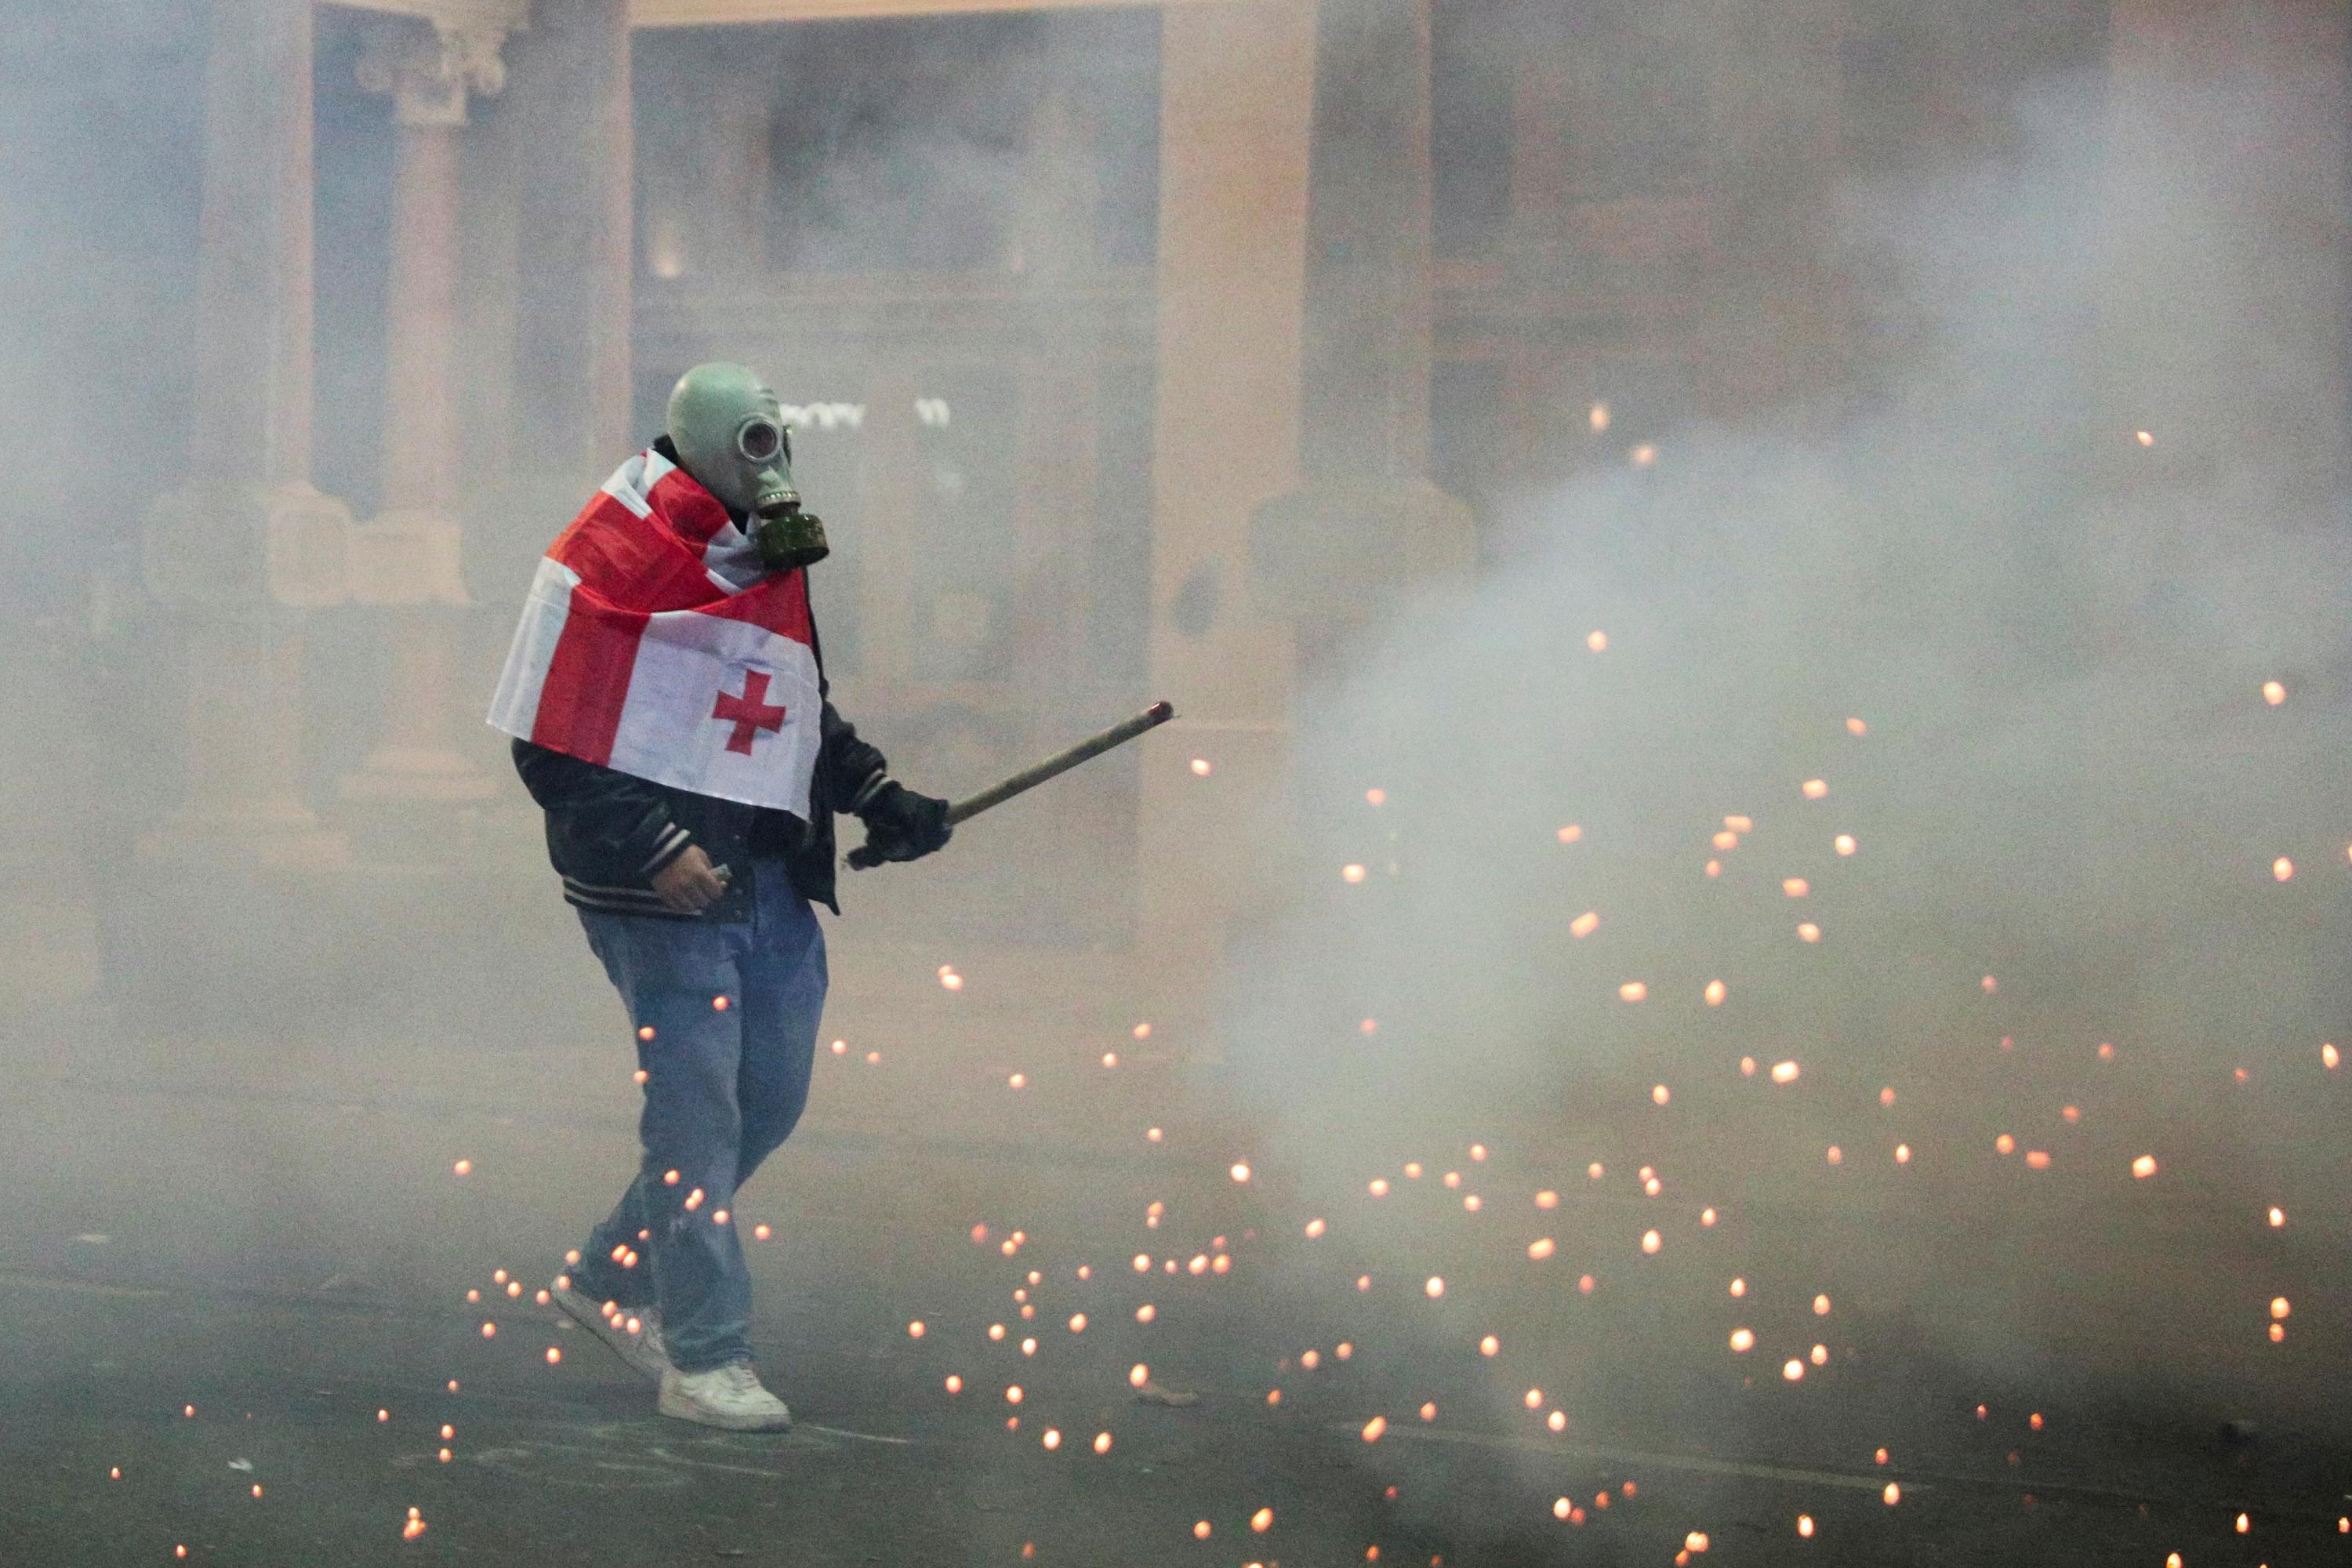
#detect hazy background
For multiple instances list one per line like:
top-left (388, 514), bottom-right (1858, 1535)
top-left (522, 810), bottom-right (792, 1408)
top-left (0, 2), bottom-right (2347, 1556)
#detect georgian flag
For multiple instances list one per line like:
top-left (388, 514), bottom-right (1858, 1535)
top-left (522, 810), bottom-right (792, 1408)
top-left (488, 447), bottom-right (823, 818)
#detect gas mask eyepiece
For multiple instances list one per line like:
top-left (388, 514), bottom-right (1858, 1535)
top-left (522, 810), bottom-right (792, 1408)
top-left (737, 416), bottom-right (784, 464)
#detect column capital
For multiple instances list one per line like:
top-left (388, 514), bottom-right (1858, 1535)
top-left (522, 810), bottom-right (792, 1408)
top-left (358, 17), bottom-right (510, 127)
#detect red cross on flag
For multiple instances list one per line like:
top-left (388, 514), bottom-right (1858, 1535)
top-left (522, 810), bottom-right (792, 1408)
top-left (488, 448), bottom-right (823, 815)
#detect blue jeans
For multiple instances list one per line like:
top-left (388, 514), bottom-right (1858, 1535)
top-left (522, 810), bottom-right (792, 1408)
top-left (564, 861), bottom-right (826, 1373)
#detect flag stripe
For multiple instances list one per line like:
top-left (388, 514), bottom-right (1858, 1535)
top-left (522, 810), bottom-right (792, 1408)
top-left (485, 559), bottom-right (579, 742)
top-left (530, 592), bottom-right (650, 766)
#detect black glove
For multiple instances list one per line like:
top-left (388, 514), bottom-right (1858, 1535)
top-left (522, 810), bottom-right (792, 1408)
top-left (848, 781), bottom-right (953, 869)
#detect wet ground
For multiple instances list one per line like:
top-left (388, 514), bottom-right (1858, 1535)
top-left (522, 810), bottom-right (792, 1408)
top-left (5, 916), bottom-right (2350, 1568)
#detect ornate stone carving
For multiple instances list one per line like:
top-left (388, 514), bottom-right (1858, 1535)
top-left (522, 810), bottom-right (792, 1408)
top-left (357, 17), bottom-right (508, 127)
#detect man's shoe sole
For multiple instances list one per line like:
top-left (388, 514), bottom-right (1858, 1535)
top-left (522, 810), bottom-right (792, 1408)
top-left (552, 1287), bottom-right (668, 1383)
top-left (657, 1383), bottom-right (792, 1432)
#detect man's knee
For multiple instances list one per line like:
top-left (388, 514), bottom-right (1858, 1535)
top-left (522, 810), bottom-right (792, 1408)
top-left (741, 1085), bottom-right (809, 1161)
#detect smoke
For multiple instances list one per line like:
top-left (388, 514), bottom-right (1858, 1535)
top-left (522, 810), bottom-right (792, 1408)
top-left (1215, 46), bottom-right (2352, 1469)
top-left (1, 3), bottom-right (2347, 1559)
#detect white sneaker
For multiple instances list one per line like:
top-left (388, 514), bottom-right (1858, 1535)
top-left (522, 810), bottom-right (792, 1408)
top-left (551, 1280), bottom-right (671, 1382)
top-left (659, 1363), bottom-right (792, 1432)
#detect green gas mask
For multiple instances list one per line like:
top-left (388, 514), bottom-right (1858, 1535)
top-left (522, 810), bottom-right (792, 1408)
top-left (665, 361), bottom-right (830, 571)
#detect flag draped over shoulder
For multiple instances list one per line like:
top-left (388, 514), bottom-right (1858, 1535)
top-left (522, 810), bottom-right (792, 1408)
top-left (488, 448), bottom-right (823, 817)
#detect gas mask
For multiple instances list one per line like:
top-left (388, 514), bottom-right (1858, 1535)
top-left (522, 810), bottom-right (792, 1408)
top-left (665, 361), bottom-right (829, 571)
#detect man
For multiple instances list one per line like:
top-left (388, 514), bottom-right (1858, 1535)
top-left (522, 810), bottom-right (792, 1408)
top-left (489, 362), bottom-right (952, 1431)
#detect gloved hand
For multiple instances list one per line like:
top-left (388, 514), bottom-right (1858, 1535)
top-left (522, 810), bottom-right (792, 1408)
top-left (848, 781), bottom-right (953, 868)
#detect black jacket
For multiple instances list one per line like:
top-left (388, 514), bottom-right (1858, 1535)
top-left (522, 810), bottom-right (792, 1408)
top-left (511, 697), bottom-right (884, 919)
top-left (510, 441), bottom-right (887, 919)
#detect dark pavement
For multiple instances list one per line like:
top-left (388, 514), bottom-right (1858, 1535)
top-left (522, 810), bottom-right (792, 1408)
top-left (6, 913), bottom-right (2351, 1568)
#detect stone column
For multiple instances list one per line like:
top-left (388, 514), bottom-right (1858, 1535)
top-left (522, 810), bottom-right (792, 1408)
top-left (1135, 0), bottom-right (1319, 982)
top-left (1011, 51), bottom-right (1103, 707)
top-left (505, 0), bottom-right (635, 486)
top-left (1248, 0), bottom-right (1472, 680)
top-left (343, 20), bottom-right (509, 806)
top-left (140, 0), bottom-right (350, 869)
top-left (2099, 0), bottom-right (2350, 518)
top-left (1497, 0), bottom-right (1572, 486)
top-left (1694, 0), bottom-right (1848, 420)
